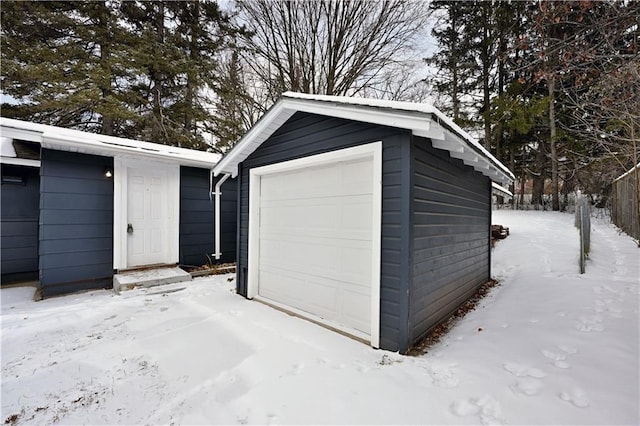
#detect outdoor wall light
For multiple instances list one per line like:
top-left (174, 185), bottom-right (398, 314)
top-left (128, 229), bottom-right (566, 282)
top-left (104, 168), bottom-right (113, 178)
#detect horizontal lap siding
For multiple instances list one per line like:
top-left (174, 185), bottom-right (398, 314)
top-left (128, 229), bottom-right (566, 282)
top-left (179, 167), bottom-right (237, 266)
top-left (237, 112), bottom-right (410, 352)
top-left (1, 164), bottom-right (40, 283)
top-left (409, 137), bottom-right (491, 346)
top-left (39, 149), bottom-right (113, 297)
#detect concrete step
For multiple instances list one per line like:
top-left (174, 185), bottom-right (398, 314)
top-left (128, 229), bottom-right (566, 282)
top-left (113, 266), bottom-right (192, 294)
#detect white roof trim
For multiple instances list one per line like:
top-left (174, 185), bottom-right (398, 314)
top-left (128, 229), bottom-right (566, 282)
top-left (0, 117), bottom-right (220, 169)
top-left (492, 182), bottom-right (513, 198)
top-left (0, 157), bottom-right (41, 167)
top-left (213, 92), bottom-right (514, 185)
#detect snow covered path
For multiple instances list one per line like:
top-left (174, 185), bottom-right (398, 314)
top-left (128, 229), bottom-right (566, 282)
top-left (1, 210), bottom-right (638, 425)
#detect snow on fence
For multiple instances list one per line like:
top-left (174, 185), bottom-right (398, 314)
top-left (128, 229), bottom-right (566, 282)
top-left (574, 196), bottom-right (591, 274)
top-left (611, 163), bottom-right (640, 242)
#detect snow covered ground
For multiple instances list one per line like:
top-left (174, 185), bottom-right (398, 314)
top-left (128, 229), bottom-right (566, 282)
top-left (1, 210), bottom-right (638, 425)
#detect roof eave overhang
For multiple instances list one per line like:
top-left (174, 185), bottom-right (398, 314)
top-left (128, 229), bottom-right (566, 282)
top-left (1, 119), bottom-right (219, 169)
top-left (0, 157), bottom-right (41, 167)
top-left (213, 96), bottom-right (515, 185)
top-left (40, 136), bottom-right (218, 169)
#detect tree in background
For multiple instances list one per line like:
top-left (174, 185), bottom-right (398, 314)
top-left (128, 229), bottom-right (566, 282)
top-left (427, 0), bottom-right (639, 210)
top-left (1, 0), bottom-right (241, 149)
top-left (425, 1), bottom-right (475, 127)
top-left (1, 1), bottom-right (135, 134)
top-left (236, 0), bottom-right (429, 102)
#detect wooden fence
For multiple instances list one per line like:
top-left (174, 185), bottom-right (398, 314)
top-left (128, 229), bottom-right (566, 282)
top-left (611, 163), bottom-right (640, 241)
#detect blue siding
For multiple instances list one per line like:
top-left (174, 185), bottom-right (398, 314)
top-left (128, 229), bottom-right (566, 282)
top-left (408, 136), bottom-right (491, 345)
top-left (179, 167), bottom-right (237, 266)
top-left (1, 164), bottom-right (40, 283)
top-left (39, 149), bottom-right (114, 297)
top-left (236, 112), bottom-right (411, 352)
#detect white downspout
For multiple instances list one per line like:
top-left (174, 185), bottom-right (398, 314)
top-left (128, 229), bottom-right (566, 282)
top-left (213, 173), bottom-right (231, 260)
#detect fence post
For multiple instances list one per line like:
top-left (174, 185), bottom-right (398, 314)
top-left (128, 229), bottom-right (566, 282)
top-left (575, 196), bottom-right (590, 274)
top-left (579, 204), bottom-right (585, 274)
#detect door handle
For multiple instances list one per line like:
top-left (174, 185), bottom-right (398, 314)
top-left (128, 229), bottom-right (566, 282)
top-left (127, 223), bottom-right (134, 234)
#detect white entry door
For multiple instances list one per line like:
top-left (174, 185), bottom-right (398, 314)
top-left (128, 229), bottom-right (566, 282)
top-left (248, 143), bottom-right (382, 346)
top-left (126, 163), bottom-right (174, 267)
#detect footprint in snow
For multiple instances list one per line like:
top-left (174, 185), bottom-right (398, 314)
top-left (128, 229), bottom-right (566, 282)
top-left (541, 349), bottom-right (570, 369)
top-left (558, 345), bottom-right (578, 354)
top-left (503, 362), bottom-right (546, 378)
top-left (594, 299), bottom-right (623, 318)
top-left (289, 362), bottom-right (304, 376)
top-left (424, 362), bottom-right (459, 388)
top-left (451, 395), bottom-right (505, 425)
top-left (510, 378), bottom-right (544, 396)
top-left (559, 387), bottom-right (589, 408)
top-left (575, 315), bottom-right (604, 332)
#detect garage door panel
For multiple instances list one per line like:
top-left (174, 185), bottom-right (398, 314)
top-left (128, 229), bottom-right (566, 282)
top-left (262, 161), bottom-right (372, 202)
top-left (341, 290), bottom-right (371, 333)
top-left (259, 268), bottom-right (340, 319)
top-left (260, 236), bottom-right (371, 279)
top-left (259, 265), bottom-right (370, 334)
top-left (340, 198), bottom-right (373, 232)
top-left (255, 153), bottom-right (375, 338)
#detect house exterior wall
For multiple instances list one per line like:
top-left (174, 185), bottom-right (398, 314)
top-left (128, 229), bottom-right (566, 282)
top-left (408, 136), bottom-right (492, 346)
top-left (39, 149), bottom-right (114, 297)
top-left (236, 111), bottom-right (412, 352)
top-left (179, 167), bottom-right (237, 267)
top-left (1, 164), bottom-right (40, 283)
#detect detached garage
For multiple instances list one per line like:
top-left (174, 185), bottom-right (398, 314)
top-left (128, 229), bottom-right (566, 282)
top-left (213, 92), bottom-right (514, 353)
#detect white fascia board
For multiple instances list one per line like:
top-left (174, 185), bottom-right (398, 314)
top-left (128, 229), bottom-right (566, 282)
top-left (0, 157), bottom-right (41, 167)
top-left (429, 109), bottom-right (514, 181)
top-left (430, 136), bottom-right (464, 153)
top-left (42, 135), bottom-right (217, 169)
top-left (0, 126), bottom-right (43, 143)
top-left (492, 182), bottom-right (513, 197)
top-left (2, 117), bottom-right (218, 169)
top-left (41, 135), bottom-right (218, 169)
top-left (213, 102), bottom-right (291, 177)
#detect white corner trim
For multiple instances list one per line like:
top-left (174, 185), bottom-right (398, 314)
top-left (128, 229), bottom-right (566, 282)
top-left (247, 142), bottom-right (382, 348)
top-left (247, 171), bottom-right (261, 299)
top-left (113, 157), bottom-right (127, 270)
top-left (370, 142), bottom-right (382, 349)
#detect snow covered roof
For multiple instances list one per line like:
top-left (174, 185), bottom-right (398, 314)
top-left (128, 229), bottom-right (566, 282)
top-left (0, 118), bottom-right (220, 169)
top-left (213, 92), bottom-right (515, 185)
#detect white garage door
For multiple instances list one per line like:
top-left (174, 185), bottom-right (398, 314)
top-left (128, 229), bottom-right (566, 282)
top-left (248, 143), bottom-right (381, 345)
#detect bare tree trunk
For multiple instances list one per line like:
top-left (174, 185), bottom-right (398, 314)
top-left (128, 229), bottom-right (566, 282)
top-left (548, 75), bottom-right (560, 211)
top-left (633, 124), bottom-right (640, 246)
top-left (96, 1), bottom-right (114, 135)
top-left (151, 2), bottom-right (165, 143)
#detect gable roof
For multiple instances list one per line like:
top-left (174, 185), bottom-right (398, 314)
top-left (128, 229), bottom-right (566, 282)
top-left (0, 118), bottom-right (220, 169)
top-left (213, 92), bottom-right (514, 185)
